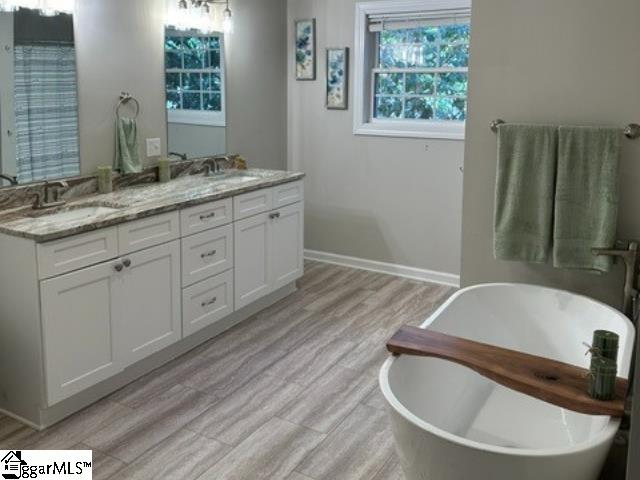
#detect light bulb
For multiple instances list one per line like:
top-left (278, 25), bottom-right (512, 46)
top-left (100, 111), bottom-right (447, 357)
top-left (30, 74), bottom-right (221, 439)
top-left (222, 7), bottom-right (233, 33)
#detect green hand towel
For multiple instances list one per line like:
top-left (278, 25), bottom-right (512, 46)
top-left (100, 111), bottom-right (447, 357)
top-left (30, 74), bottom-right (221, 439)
top-left (553, 126), bottom-right (622, 273)
top-left (494, 124), bottom-right (558, 263)
top-left (115, 117), bottom-right (142, 174)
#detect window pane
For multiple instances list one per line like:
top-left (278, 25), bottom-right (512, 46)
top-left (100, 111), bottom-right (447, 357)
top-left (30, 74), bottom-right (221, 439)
top-left (376, 73), bottom-right (404, 95)
top-left (437, 72), bottom-right (468, 96)
top-left (204, 93), bottom-right (222, 111)
top-left (207, 36), bottom-right (220, 49)
top-left (165, 72), bottom-right (180, 91)
top-left (406, 73), bottom-right (434, 94)
top-left (440, 24), bottom-right (470, 44)
top-left (165, 51), bottom-right (182, 69)
top-left (209, 50), bottom-right (221, 70)
top-left (375, 96), bottom-right (403, 119)
top-left (436, 97), bottom-right (466, 120)
top-left (166, 91), bottom-right (180, 110)
top-left (210, 73), bottom-right (221, 91)
top-left (183, 50), bottom-right (204, 69)
top-left (380, 29), bottom-right (406, 46)
top-left (408, 27), bottom-right (438, 44)
top-left (184, 37), bottom-right (205, 50)
top-left (182, 73), bottom-right (201, 91)
top-left (413, 45), bottom-right (438, 68)
top-left (379, 46), bottom-right (407, 68)
top-left (165, 36), bottom-right (183, 50)
top-left (182, 92), bottom-right (202, 110)
top-left (439, 44), bottom-right (469, 68)
top-left (405, 97), bottom-right (434, 119)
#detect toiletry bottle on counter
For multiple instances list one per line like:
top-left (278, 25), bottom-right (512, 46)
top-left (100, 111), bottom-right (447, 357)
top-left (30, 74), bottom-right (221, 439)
top-left (97, 166), bottom-right (113, 194)
top-left (158, 158), bottom-right (171, 183)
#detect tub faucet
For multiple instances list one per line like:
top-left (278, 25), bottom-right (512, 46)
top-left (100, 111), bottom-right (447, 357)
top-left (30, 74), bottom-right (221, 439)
top-left (593, 241), bottom-right (639, 321)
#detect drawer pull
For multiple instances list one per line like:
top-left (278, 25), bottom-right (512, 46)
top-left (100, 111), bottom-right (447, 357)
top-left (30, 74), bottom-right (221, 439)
top-left (201, 296), bottom-right (217, 307)
top-left (269, 212), bottom-right (281, 219)
top-left (122, 258), bottom-right (132, 268)
top-left (200, 249), bottom-right (217, 259)
top-left (114, 263), bottom-right (123, 272)
top-left (199, 212), bottom-right (216, 221)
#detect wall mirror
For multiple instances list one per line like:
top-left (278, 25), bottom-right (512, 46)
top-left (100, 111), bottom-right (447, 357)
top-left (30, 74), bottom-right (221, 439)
top-left (0, 8), bottom-right (80, 186)
top-left (164, 27), bottom-right (227, 161)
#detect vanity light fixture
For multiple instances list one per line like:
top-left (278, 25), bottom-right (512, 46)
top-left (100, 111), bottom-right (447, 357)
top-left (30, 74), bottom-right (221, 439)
top-left (172, 0), bottom-right (233, 34)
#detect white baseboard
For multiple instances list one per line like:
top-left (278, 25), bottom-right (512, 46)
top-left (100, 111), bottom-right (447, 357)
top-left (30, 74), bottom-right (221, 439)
top-left (304, 249), bottom-right (460, 288)
top-left (0, 407), bottom-right (44, 431)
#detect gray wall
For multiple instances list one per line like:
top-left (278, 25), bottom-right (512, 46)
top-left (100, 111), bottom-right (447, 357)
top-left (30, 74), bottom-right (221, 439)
top-left (461, 3), bottom-right (640, 476)
top-left (168, 124), bottom-right (226, 159)
top-left (287, 0), bottom-right (464, 278)
top-left (226, 0), bottom-right (288, 170)
top-left (461, 0), bottom-right (640, 308)
top-left (75, 0), bottom-right (287, 175)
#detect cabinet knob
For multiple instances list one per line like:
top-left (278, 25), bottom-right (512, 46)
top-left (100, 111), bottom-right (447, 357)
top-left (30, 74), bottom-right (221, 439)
top-left (201, 297), bottom-right (217, 307)
top-left (123, 258), bottom-right (132, 268)
top-left (269, 212), bottom-right (281, 219)
top-left (201, 250), bottom-right (217, 259)
top-left (114, 263), bottom-right (123, 272)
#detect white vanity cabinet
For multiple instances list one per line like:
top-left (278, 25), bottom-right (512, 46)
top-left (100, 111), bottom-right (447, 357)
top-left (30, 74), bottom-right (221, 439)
top-left (234, 182), bottom-right (304, 309)
top-left (0, 177), bottom-right (304, 423)
top-left (40, 239), bottom-right (181, 404)
top-left (41, 260), bottom-right (124, 405)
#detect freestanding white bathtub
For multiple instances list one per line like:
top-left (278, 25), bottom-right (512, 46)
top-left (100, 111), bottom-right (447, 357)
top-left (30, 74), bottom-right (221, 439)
top-left (380, 283), bottom-right (635, 480)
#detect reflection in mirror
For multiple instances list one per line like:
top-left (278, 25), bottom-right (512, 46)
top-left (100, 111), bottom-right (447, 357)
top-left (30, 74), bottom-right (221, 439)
top-left (165, 28), bottom-right (226, 161)
top-left (0, 8), bottom-right (79, 186)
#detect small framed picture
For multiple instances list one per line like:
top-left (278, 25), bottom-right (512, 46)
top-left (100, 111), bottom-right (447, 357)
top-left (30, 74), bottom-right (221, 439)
top-left (326, 47), bottom-right (349, 110)
top-left (295, 19), bottom-right (316, 81)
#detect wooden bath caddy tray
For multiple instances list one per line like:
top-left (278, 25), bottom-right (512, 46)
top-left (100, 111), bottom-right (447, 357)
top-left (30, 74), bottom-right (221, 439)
top-left (387, 326), bottom-right (628, 417)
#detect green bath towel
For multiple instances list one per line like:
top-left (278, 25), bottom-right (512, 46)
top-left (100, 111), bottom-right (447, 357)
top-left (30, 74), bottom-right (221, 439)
top-left (494, 124), bottom-right (558, 263)
top-left (115, 117), bottom-right (142, 174)
top-left (553, 126), bottom-right (622, 273)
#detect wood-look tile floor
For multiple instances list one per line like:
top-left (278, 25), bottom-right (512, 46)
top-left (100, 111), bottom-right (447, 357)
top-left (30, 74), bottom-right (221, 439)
top-left (0, 261), bottom-right (454, 480)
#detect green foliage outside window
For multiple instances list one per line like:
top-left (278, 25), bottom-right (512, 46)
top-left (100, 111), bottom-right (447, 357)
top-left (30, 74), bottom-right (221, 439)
top-left (374, 24), bottom-right (469, 121)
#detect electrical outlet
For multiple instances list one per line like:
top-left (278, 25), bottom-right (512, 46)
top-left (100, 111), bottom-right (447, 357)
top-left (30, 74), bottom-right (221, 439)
top-left (146, 138), bottom-right (161, 158)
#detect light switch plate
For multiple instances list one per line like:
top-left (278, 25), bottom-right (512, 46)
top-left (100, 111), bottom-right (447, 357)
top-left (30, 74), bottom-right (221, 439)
top-left (146, 138), bottom-right (161, 157)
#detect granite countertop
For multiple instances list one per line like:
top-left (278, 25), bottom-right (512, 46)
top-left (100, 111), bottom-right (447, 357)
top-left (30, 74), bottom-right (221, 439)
top-left (0, 169), bottom-right (304, 242)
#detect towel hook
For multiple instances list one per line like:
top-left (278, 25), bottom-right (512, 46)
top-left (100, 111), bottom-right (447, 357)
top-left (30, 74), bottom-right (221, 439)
top-left (116, 92), bottom-right (140, 119)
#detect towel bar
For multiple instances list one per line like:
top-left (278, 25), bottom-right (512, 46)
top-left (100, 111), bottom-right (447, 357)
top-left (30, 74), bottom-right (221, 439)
top-left (490, 119), bottom-right (640, 139)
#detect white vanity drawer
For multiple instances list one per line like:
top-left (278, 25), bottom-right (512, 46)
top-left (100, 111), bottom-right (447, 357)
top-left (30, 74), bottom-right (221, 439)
top-left (180, 198), bottom-right (233, 236)
top-left (118, 211), bottom-right (180, 255)
top-left (182, 270), bottom-right (234, 337)
top-left (181, 224), bottom-right (233, 286)
top-left (273, 181), bottom-right (304, 209)
top-left (233, 188), bottom-right (273, 221)
top-left (37, 227), bottom-right (118, 279)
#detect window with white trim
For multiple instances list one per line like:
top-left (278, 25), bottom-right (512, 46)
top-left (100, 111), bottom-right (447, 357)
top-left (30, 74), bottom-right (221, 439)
top-left (353, 0), bottom-right (471, 140)
top-left (164, 29), bottom-right (226, 127)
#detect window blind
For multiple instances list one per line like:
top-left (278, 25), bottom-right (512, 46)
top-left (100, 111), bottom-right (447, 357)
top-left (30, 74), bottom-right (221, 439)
top-left (368, 8), bottom-right (471, 32)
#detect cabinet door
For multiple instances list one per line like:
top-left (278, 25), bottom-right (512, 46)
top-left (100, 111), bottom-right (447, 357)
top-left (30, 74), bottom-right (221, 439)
top-left (270, 202), bottom-right (304, 291)
top-left (41, 261), bottom-right (122, 405)
top-left (117, 240), bottom-right (181, 366)
top-left (234, 212), bottom-right (271, 309)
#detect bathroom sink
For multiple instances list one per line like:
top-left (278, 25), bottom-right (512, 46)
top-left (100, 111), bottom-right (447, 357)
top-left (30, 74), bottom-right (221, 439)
top-left (26, 202), bottom-right (127, 222)
top-left (206, 174), bottom-right (261, 185)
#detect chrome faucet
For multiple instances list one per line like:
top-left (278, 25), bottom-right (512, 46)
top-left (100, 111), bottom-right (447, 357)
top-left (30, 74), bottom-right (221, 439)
top-left (33, 180), bottom-right (69, 210)
top-left (169, 152), bottom-right (188, 161)
top-left (203, 158), bottom-right (226, 177)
